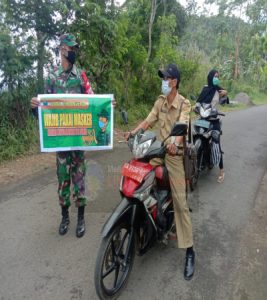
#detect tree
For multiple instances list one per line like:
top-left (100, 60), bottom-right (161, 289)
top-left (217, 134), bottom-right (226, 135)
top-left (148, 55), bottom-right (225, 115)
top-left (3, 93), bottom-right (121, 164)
top-left (0, 26), bottom-right (34, 93)
top-left (1, 0), bottom-right (78, 93)
top-left (147, 0), bottom-right (162, 61)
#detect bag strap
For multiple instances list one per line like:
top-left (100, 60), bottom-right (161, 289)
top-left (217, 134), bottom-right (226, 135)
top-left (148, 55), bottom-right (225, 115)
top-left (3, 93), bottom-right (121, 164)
top-left (177, 99), bottom-right (188, 150)
top-left (178, 99), bottom-right (192, 144)
top-left (178, 99), bottom-right (185, 122)
top-left (188, 110), bottom-right (192, 144)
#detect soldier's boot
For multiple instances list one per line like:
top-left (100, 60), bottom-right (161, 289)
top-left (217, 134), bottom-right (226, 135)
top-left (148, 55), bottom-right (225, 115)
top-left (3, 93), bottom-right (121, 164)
top-left (59, 206), bottom-right (70, 235)
top-left (76, 206), bottom-right (86, 238)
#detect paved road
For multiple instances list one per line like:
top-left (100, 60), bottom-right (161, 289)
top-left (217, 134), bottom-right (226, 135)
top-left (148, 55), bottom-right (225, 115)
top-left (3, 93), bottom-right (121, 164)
top-left (1, 105), bottom-right (267, 300)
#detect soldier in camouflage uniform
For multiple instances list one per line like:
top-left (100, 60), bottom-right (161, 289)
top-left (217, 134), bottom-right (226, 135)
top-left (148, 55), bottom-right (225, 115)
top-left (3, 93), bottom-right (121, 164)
top-left (31, 34), bottom-right (93, 238)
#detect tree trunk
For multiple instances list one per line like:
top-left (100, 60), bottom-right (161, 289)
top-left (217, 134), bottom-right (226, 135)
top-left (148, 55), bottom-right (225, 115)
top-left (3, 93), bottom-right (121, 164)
top-left (111, 0), bottom-right (115, 16)
top-left (36, 31), bottom-right (46, 94)
top-left (147, 0), bottom-right (160, 62)
top-left (233, 31), bottom-right (240, 80)
top-left (163, 0), bottom-right (166, 16)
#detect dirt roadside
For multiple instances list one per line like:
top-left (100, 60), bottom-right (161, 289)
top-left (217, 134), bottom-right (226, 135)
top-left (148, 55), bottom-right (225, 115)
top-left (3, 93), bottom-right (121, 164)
top-left (0, 128), bottom-right (126, 187)
top-left (0, 152), bottom-right (56, 186)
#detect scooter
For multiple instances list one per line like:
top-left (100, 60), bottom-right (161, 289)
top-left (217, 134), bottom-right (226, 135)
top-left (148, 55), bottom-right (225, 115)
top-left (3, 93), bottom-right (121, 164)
top-left (193, 102), bottom-right (225, 172)
top-left (94, 122), bottom-right (188, 300)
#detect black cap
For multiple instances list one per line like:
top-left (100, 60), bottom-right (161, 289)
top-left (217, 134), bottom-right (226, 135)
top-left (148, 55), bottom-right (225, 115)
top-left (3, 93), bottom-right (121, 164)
top-left (158, 63), bottom-right (180, 81)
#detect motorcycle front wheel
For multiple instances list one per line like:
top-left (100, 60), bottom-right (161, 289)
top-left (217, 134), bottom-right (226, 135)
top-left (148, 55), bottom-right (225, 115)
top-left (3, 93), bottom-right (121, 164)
top-left (94, 223), bottom-right (135, 300)
top-left (190, 158), bottom-right (199, 191)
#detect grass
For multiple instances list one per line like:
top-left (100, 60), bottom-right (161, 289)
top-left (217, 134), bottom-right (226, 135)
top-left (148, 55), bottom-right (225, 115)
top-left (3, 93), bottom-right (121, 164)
top-left (0, 118), bottom-right (39, 164)
top-left (227, 81), bottom-right (267, 106)
top-left (250, 91), bottom-right (267, 105)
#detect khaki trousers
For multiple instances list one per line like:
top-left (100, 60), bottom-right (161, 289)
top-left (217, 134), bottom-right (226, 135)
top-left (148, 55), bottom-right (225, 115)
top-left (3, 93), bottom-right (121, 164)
top-left (150, 154), bottom-right (193, 249)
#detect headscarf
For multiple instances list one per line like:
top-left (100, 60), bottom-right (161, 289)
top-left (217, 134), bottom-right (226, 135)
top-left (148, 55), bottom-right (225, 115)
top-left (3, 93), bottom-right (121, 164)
top-left (197, 69), bottom-right (222, 104)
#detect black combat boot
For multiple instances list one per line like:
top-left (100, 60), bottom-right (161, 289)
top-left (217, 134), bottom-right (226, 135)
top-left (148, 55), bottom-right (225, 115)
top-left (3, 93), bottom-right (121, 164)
top-left (76, 206), bottom-right (85, 238)
top-left (59, 206), bottom-right (70, 235)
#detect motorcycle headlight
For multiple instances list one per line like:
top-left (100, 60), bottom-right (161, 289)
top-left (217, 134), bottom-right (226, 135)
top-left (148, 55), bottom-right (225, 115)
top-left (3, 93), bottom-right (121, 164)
top-left (200, 107), bottom-right (211, 118)
top-left (133, 139), bottom-right (152, 159)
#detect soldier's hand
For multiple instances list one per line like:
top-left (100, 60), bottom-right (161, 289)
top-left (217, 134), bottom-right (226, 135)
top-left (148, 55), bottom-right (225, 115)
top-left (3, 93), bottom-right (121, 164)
top-left (112, 98), bottom-right (117, 107)
top-left (31, 97), bottom-right (40, 108)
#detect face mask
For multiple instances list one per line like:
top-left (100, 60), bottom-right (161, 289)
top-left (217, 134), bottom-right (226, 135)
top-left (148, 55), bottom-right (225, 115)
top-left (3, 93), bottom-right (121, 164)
top-left (213, 77), bottom-right (220, 86)
top-left (65, 50), bottom-right (76, 64)
top-left (161, 80), bottom-right (172, 96)
top-left (99, 120), bottom-right (105, 129)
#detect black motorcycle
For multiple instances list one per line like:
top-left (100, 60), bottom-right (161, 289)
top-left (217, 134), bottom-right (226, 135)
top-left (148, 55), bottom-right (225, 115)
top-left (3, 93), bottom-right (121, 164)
top-left (193, 102), bottom-right (225, 172)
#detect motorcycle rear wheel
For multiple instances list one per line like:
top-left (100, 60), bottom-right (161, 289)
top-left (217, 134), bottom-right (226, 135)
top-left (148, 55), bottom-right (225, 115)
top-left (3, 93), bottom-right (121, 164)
top-left (94, 223), bottom-right (135, 300)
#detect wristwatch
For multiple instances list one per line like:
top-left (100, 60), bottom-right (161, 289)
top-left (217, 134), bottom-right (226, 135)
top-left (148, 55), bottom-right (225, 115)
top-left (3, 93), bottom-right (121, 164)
top-left (173, 141), bottom-right (182, 148)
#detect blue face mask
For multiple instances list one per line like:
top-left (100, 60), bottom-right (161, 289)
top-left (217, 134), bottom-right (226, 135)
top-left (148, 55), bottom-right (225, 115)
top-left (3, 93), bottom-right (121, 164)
top-left (213, 77), bottom-right (220, 86)
top-left (161, 80), bottom-right (172, 96)
top-left (99, 120), bottom-right (105, 129)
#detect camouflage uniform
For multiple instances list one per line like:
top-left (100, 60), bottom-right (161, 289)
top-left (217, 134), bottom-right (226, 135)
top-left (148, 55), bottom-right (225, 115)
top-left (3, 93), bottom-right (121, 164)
top-left (45, 64), bottom-right (93, 208)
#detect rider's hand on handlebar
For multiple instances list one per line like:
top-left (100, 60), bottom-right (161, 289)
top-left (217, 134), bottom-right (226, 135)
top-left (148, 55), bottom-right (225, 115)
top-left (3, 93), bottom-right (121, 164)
top-left (219, 89), bottom-right (227, 97)
top-left (167, 144), bottom-right (177, 156)
top-left (124, 131), bottom-right (132, 141)
top-left (193, 103), bottom-right (200, 114)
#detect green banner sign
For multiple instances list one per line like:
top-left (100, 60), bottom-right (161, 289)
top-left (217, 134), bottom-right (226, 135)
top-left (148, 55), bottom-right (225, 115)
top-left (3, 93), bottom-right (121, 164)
top-left (38, 94), bottom-right (113, 152)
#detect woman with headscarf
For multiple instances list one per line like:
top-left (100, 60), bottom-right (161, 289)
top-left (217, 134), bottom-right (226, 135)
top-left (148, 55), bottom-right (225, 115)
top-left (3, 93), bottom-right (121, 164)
top-left (197, 69), bottom-right (228, 107)
top-left (197, 69), bottom-right (227, 183)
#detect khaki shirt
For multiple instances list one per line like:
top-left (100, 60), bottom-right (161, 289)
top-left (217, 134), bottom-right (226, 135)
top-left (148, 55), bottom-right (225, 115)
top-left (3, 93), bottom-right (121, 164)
top-left (145, 92), bottom-right (191, 143)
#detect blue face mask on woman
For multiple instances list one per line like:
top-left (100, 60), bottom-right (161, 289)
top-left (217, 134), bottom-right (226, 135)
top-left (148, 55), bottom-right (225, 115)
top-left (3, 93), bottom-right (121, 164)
top-left (213, 77), bottom-right (220, 86)
top-left (161, 80), bottom-right (172, 96)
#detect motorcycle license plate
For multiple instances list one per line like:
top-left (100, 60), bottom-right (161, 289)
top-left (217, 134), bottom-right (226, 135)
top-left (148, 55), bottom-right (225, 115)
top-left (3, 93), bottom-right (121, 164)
top-left (122, 163), bottom-right (148, 183)
top-left (194, 119), bottom-right (210, 129)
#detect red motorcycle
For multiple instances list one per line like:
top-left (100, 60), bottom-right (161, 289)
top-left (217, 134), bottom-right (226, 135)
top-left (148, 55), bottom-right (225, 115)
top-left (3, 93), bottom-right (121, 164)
top-left (94, 123), bottom-right (188, 299)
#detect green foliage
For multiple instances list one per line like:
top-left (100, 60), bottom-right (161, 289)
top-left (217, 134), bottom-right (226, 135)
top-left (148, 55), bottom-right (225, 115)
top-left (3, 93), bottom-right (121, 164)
top-left (0, 86), bottom-right (39, 162)
top-left (0, 0), bottom-right (267, 163)
top-left (115, 102), bottom-right (151, 127)
top-left (227, 80), bottom-right (267, 105)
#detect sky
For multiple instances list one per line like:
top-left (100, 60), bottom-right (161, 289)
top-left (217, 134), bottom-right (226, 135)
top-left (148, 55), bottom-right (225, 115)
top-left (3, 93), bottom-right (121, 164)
top-left (179, 0), bottom-right (219, 15)
top-left (117, 0), bottom-right (219, 16)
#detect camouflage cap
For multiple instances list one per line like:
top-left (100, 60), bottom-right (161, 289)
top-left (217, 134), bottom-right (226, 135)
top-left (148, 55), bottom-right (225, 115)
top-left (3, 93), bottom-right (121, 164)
top-left (59, 33), bottom-right (79, 47)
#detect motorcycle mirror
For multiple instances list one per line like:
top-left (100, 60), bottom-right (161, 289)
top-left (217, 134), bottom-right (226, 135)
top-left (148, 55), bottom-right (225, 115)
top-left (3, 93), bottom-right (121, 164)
top-left (170, 122), bottom-right (188, 136)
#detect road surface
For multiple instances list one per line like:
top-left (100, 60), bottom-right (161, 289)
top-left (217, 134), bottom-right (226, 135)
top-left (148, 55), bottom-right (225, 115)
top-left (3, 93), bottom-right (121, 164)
top-left (0, 105), bottom-right (267, 300)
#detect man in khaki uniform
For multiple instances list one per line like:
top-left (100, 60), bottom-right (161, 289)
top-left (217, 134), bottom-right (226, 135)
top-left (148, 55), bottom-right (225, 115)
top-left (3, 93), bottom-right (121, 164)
top-left (127, 63), bottom-right (195, 280)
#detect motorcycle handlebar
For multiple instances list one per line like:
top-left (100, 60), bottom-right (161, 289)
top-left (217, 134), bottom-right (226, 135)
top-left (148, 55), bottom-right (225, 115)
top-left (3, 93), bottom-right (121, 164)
top-left (161, 143), bottom-right (183, 156)
top-left (127, 128), bottom-right (144, 140)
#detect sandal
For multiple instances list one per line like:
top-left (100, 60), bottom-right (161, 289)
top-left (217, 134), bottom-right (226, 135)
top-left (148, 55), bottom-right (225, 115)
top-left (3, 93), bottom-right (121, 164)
top-left (217, 172), bottom-right (225, 183)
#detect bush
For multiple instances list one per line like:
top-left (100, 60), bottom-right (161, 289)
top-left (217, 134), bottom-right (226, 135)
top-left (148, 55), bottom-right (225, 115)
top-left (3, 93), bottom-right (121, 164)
top-left (0, 85), bottom-right (39, 163)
